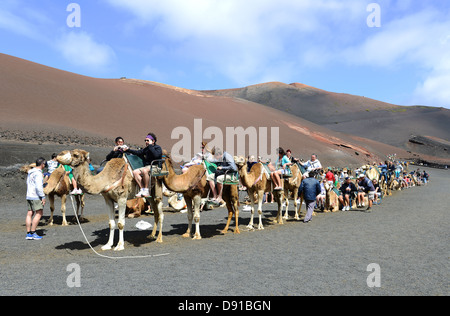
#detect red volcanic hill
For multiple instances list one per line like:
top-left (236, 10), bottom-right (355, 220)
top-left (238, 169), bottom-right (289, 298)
top-left (202, 82), bottom-right (450, 160)
top-left (0, 53), bottom-right (438, 167)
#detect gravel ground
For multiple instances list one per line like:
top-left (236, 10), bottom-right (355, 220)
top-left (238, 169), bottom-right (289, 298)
top-left (0, 165), bottom-right (448, 297)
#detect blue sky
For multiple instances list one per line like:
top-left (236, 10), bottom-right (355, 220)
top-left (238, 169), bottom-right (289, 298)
top-left (1, 0), bottom-right (449, 108)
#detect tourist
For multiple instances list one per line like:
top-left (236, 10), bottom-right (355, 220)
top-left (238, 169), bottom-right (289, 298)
top-left (297, 170), bottom-right (322, 223)
top-left (97, 136), bottom-right (128, 173)
top-left (124, 133), bottom-right (163, 198)
top-left (338, 177), bottom-right (358, 211)
top-left (300, 154), bottom-right (322, 179)
top-left (207, 148), bottom-right (238, 205)
top-left (269, 148), bottom-right (292, 191)
top-left (26, 157), bottom-right (47, 240)
top-left (43, 153), bottom-right (59, 183)
top-left (357, 174), bottom-right (376, 212)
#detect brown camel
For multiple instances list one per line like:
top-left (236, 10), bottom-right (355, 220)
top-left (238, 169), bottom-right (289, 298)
top-left (44, 165), bottom-right (85, 226)
top-left (282, 163), bottom-right (303, 220)
top-left (20, 164), bottom-right (85, 226)
top-left (57, 149), bottom-right (164, 251)
top-left (161, 154), bottom-right (239, 239)
top-left (234, 156), bottom-right (284, 229)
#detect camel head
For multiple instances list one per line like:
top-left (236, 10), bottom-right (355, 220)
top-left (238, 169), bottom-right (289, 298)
top-left (57, 149), bottom-right (90, 168)
top-left (234, 156), bottom-right (246, 169)
top-left (20, 163), bottom-right (37, 174)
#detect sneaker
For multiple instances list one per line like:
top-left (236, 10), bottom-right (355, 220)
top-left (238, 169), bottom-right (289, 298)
top-left (76, 189), bottom-right (83, 195)
top-left (70, 189), bottom-right (79, 195)
top-left (141, 189), bottom-right (150, 197)
top-left (31, 232), bottom-right (42, 240)
top-left (26, 233), bottom-right (33, 240)
top-left (135, 189), bottom-right (145, 197)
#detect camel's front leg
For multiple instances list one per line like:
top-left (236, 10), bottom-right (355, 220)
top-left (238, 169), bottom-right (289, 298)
top-left (246, 191), bottom-right (256, 230)
top-left (114, 197), bottom-right (127, 251)
top-left (61, 194), bottom-right (69, 226)
top-left (150, 198), bottom-right (164, 243)
top-left (183, 196), bottom-right (193, 238)
top-left (293, 191), bottom-right (301, 220)
top-left (101, 198), bottom-right (116, 251)
top-left (47, 194), bottom-right (56, 226)
top-left (274, 191), bottom-right (284, 225)
top-left (192, 195), bottom-right (202, 240)
top-left (257, 190), bottom-right (265, 230)
top-left (283, 188), bottom-right (290, 219)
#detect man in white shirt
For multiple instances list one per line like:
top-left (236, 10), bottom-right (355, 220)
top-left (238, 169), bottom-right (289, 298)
top-left (301, 154), bottom-right (322, 179)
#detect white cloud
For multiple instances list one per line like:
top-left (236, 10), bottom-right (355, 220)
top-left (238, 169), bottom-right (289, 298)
top-left (56, 31), bottom-right (116, 70)
top-left (342, 9), bottom-right (450, 108)
top-left (104, 0), bottom-right (364, 84)
top-left (0, 7), bottom-right (47, 42)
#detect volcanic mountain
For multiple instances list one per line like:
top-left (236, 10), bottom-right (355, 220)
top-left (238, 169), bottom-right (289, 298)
top-left (0, 53), bottom-right (446, 168)
top-left (202, 82), bottom-right (450, 160)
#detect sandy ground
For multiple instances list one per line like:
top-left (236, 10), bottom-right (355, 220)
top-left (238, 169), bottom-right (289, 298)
top-left (0, 163), bottom-right (448, 296)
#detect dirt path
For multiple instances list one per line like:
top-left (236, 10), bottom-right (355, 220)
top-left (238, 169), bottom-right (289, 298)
top-left (1, 167), bottom-right (448, 296)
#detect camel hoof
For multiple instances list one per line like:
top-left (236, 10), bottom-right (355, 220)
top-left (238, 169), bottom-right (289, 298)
top-left (114, 244), bottom-right (124, 251)
top-left (192, 235), bottom-right (202, 240)
top-left (182, 233), bottom-right (191, 238)
top-left (220, 230), bottom-right (228, 235)
top-left (234, 229), bottom-right (240, 234)
top-left (101, 244), bottom-right (112, 251)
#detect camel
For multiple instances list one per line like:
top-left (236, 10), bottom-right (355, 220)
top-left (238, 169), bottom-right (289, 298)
top-left (282, 163), bottom-right (303, 220)
top-left (234, 156), bottom-right (284, 229)
top-left (323, 182), bottom-right (340, 212)
top-left (362, 165), bottom-right (381, 182)
top-left (20, 164), bottom-right (85, 226)
top-left (44, 165), bottom-right (85, 226)
top-left (161, 154), bottom-right (239, 239)
top-left (57, 149), bottom-right (164, 251)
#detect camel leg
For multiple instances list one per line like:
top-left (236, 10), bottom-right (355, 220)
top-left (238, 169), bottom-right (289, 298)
top-left (296, 193), bottom-right (304, 220)
top-left (47, 194), bottom-right (55, 226)
top-left (257, 190), bottom-right (265, 230)
top-left (114, 197), bottom-right (127, 251)
top-left (246, 191), bottom-right (256, 230)
top-left (283, 187), bottom-right (289, 219)
top-left (78, 195), bottom-right (85, 220)
top-left (293, 190), bottom-right (301, 220)
top-left (221, 199), bottom-right (233, 234)
top-left (274, 191), bottom-right (284, 225)
top-left (61, 194), bottom-right (69, 226)
top-left (101, 197), bottom-right (116, 251)
top-left (150, 197), bottom-right (164, 243)
top-left (192, 195), bottom-right (202, 240)
top-left (183, 196), bottom-right (194, 238)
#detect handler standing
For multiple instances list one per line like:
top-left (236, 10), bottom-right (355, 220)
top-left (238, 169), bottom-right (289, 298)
top-left (26, 157), bottom-right (47, 240)
top-left (298, 170), bottom-right (322, 223)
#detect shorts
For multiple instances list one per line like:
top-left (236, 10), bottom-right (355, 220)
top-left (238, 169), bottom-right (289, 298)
top-left (136, 166), bottom-right (161, 175)
top-left (27, 199), bottom-right (43, 212)
top-left (206, 172), bottom-right (235, 184)
top-left (367, 191), bottom-right (376, 200)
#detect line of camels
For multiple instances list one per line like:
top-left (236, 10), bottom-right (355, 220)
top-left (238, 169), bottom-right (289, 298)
top-left (26, 149), bottom-right (414, 251)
